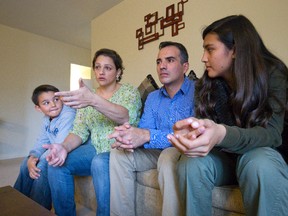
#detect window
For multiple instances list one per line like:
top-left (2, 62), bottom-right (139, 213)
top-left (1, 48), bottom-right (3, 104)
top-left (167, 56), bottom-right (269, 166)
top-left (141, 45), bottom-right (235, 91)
top-left (70, 64), bottom-right (91, 91)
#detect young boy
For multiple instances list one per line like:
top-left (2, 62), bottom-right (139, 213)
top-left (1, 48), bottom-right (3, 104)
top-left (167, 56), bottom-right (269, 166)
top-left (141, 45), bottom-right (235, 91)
top-left (14, 84), bottom-right (76, 209)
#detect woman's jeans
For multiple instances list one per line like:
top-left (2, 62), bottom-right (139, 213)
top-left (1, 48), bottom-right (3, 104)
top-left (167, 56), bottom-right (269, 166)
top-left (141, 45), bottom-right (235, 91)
top-left (177, 147), bottom-right (288, 216)
top-left (48, 143), bottom-right (96, 216)
top-left (14, 153), bottom-right (52, 209)
top-left (91, 152), bottom-right (110, 216)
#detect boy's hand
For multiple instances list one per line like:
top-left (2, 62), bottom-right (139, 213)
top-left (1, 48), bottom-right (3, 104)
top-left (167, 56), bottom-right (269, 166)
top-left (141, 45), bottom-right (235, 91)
top-left (27, 156), bottom-right (41, 179)
top-left (43, 144), bottom-right (67, 167)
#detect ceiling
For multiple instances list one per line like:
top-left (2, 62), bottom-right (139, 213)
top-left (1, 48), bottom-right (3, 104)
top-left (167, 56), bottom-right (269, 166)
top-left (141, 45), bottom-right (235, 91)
top-left (0, 0), bottom-right (123, 49)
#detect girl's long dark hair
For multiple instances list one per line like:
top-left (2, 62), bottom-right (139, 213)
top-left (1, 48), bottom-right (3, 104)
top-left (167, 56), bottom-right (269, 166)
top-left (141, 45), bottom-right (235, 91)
top-left (196, 15), bottom-right (288, 128)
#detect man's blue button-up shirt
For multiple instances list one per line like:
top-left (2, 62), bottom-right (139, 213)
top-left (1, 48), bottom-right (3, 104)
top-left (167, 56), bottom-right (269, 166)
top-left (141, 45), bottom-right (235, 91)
top-left (139, 76), bottom-right (195, 149)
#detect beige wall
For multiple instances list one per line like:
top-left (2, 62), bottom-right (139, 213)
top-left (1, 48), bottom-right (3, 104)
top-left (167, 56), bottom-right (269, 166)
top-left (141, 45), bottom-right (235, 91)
top-left (2, 0), bottom-right (287, 160)
top-left (91, 0), bottom-right (288, 87)
top-left (0, 24), bottom-right (90, 159)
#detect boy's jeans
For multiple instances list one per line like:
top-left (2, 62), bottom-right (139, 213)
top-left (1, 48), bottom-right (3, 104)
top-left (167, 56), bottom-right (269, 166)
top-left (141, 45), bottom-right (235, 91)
top-left (48, 143), bottom-right (96, 216)
top-left (14, 153), bottom-right (52, 209)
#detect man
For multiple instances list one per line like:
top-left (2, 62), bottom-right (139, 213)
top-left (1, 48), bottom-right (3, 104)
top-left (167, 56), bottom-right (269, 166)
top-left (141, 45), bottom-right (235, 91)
top-left (109, 41), bottom-right (195, 216)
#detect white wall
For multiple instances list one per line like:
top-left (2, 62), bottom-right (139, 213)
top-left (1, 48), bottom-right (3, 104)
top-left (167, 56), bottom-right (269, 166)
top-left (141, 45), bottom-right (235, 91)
top-left (0, 24), bottom-right (90, 159)
top-left (91, 0), bottom-right (288, 87)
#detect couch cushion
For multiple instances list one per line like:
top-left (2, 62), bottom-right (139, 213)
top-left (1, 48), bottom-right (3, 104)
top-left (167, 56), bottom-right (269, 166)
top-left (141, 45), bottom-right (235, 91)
top-left (74, 176), bottom-right (97, 212)
top-left (136, 182), bottom-right (162, 216)
top-left (212, 208), bottom-right (245, 216)
top-left (137, 74), bottom-right (159, 108)
top-left (212, 185), bottom-right (245, 214)
top-left (187, 69), bottom-right (198, 80)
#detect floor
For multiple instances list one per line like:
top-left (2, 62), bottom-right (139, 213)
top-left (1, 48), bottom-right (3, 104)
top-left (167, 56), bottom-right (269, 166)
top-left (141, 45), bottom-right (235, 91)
top-left (0, 157), bottom-right (94, 216)
top-left (0, 157), bottom-right (23, 188)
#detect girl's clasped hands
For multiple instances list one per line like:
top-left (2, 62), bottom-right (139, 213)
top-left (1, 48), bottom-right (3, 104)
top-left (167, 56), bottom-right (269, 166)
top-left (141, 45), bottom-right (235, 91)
top-left (167, 117), bottom-right (226, 157)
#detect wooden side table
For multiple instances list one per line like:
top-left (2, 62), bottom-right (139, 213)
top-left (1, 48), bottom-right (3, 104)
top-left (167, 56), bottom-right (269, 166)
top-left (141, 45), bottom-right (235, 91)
top-left (0, 185), bottom-right (55, 216)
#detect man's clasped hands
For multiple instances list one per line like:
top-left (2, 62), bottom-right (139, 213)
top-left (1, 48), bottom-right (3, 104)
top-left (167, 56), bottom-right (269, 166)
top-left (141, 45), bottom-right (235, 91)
top-left (109, 117), bottom-right (227, 157)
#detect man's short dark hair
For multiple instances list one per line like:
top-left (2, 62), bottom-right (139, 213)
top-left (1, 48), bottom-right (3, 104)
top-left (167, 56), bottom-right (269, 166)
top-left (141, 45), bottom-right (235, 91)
top-left (159, 41), bottom-right (189, 64)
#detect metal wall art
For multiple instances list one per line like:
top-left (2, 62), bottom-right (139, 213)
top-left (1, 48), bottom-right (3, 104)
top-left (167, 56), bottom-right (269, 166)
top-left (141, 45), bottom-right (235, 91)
top-left (136, 0), bottom-right (188, 50)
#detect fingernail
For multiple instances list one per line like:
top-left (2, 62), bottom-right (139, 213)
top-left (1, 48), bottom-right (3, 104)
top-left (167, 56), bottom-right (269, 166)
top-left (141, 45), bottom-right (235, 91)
top-left (198, 126), bottom-right (205, 133)
top-left (192, 121), bottom-right (199, 128)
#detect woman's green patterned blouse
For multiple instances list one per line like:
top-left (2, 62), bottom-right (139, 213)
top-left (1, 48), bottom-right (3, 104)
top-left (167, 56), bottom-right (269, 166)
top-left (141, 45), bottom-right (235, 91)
top-left (71, 83), bottom-right (141, 154)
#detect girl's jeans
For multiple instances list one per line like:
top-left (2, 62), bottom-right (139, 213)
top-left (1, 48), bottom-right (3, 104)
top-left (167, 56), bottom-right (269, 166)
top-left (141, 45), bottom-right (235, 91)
top-left (177, 147), bottom-right (288, 216)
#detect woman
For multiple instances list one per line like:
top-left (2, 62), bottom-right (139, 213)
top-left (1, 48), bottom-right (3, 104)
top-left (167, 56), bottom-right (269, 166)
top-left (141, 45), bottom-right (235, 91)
top-left (45, 48), bottom-right (141, 216)
top-left (168, 15), bottom-right (288, 215)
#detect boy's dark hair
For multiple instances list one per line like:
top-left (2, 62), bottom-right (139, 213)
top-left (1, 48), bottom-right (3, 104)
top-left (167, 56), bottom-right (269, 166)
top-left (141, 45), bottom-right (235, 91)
top-left (32, 84), bottom-right (60, 105)
top-left (159, 41), bottom-right (189, 64)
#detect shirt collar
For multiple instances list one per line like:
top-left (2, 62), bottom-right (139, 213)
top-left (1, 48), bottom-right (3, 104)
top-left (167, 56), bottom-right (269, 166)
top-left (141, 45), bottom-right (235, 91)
top-left (160, 76), bottom-right (191, 97)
